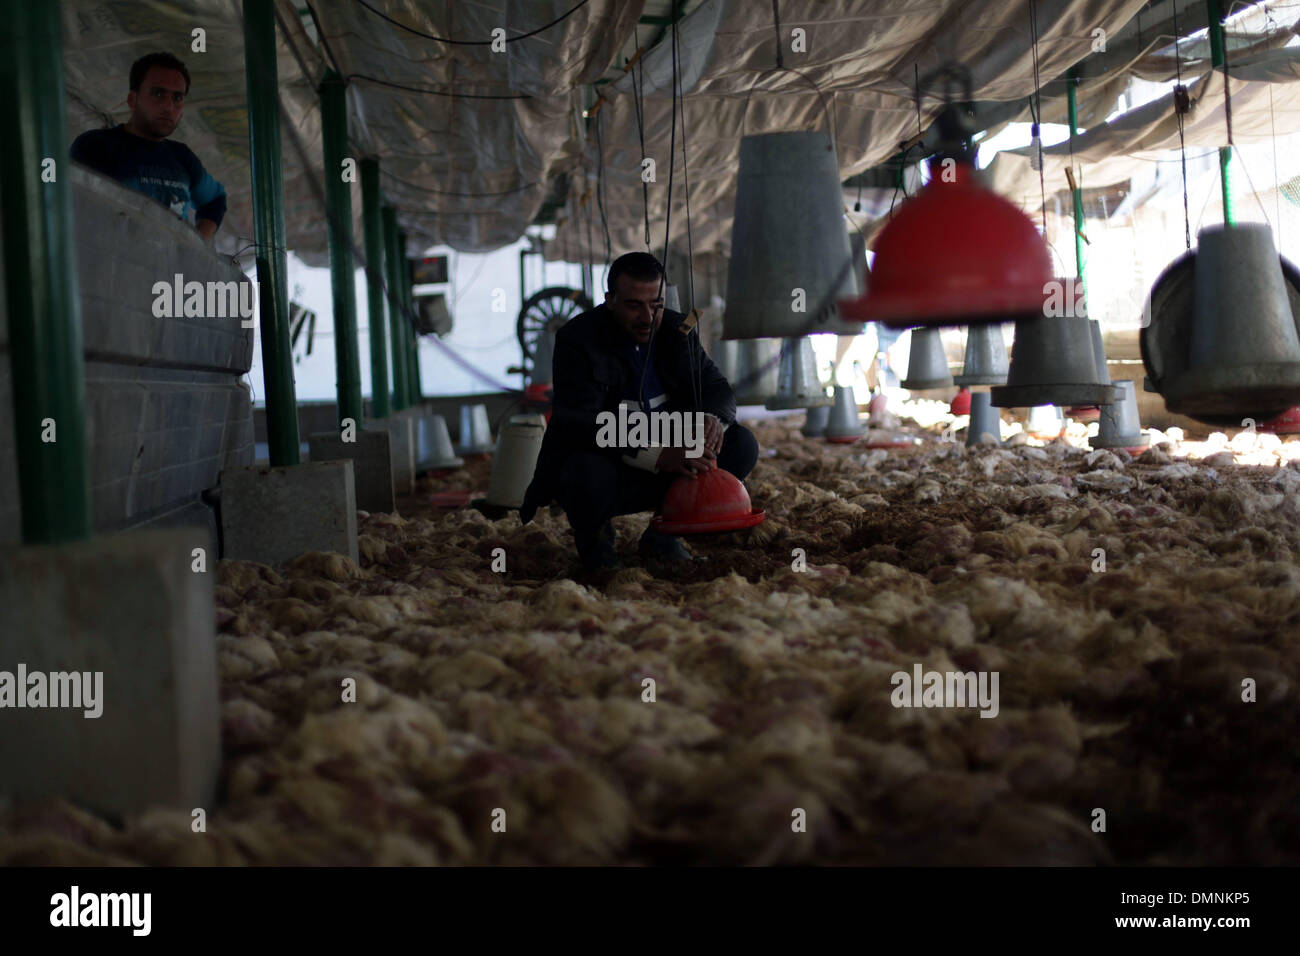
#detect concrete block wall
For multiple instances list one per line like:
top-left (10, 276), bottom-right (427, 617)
top-left (0, 165), bottom-right (255, 548)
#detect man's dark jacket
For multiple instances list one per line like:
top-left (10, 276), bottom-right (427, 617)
top-left (519, 304), bottom-right (735, 523)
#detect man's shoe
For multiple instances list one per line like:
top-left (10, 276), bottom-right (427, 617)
top-left (577, 526), bottom-right (622, 571)
top-left (638, 527), bottom-right (703, 564)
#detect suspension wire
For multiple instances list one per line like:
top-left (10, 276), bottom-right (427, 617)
top-left (671, 14), bottom-right (704, 414)
top-left (351, 0), bottom-right (590, 45)
top-left (1268, 5), bottom-right (1281, 245)
top-left (1030, 0), bottom-right (1047, 233)
top-left (1173, 1), bottom-right (1192, 249)
top-left (593, 103), bottom-right (613, 264)
top-left (629, 27), bottom-right (653, 249)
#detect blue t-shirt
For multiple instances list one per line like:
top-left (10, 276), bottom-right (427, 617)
top-left (70, 124), bottom-right (227, 227)
top-left (623, 340), bottom-right (665, 412)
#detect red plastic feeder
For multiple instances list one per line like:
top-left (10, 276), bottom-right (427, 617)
top-left (949, 387), bottom-right (971, 416)
top-left (838, 164), bottom-right (1052, 329)
top-left (650, 467), bottom-right (765, 535)
top-left (1260, 406), bottom-right (1300, 434)
top-left (1067, 405), bottom-right (1101, 422)
top-left (523, 382), bottom-right (553, 422)
top-left (825, 435), bottom-right (860, 445)
top-left (429, 490), bottom-right (477, 508)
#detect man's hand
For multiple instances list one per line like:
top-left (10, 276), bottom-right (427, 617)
top-left (196, 218), bottom-right (218, 241)
top-left (657, 446), bottom-right (716, 477)
top-left (702, 413), bottom-right (725, 455)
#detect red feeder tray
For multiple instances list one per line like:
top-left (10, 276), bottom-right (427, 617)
top-left (949, 387), bottom-right (971, 416)
top-left (1260, 406), bottom-right (1300, 434)
top-left (838, 164), bottom-right (1053, 329)
top-left (429, 490), bottom-right (478, 508)
top-left (650, 467), bottom-right (766, 535)
top-left (1067, 405), bottom-right (1101, 422)
top-left (825, 435), bottom-right (860, 444)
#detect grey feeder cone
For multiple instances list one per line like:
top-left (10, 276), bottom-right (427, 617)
top-left (418, 415), bottom-right (465, 471)
top-left (992, 316), bottom-right (1119, 407)
top-left (1089, 319), bottom-right (1112, 385)
top-left (1144, 222), bottom-right (1300, 424)
top-left (664, 284), bottom-right (681, 313)
top-left (485, 415), bottom-right (546, 509)
top-left (723, 131), bottom-right (862, 339)
top-left (715, 339), bottom-right (739, 384)
top-left (966, 391), bottom-right (1001, 446)
top-left (901, 327), bottom-right (954, 390)
top-left (456, 404), bottom-right (494, 455)
top-left (802, 404), bottom-right (831, 437)
top-left (531, 328), bottom-right (557, 385)
top-left (1026, 404), bottom-right (1065, 440)
top-left (767, 337), bottom-right (833, 409)
top-left (954, 323), bottom-right (1010, 385)
top-left (824, 385), bottom-right (863, 442)
top-left (1091, 380), bottom-right (1149, 451)
top-left (733, 338), bottom-right (781, 405)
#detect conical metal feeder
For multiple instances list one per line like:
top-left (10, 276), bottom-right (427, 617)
top-left (901, 327), bottom-right (954, 390)
top-left (1026, 404), bottom-right (1065, 440)
top-left (992, 315), bottom-right (1118, 408)
top-left (1091, 380), bottom-right (1149, 452)
top-left (417, 415), bottom-right (465, 471)
top-left (456, 404), bottom-right (494, 456)
top-left (802, 404), bottom-right (831, 438)
top-left (1142, 223), bottom-right (1300, 425)
top-left (954, 322), bottom-right (1010, 385)
top-left (966, 391), bottom-right (1001, 446)
top-left (723, 131), bottom-right (862, 339)
top-left (824, 385), bottom-right (863, 443)
top-left (766, 337), bottom-right (832, 409)
top-left (731, 338), bottom-right (781, 405)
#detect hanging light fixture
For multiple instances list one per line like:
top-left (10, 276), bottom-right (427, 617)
top-left (839, 67), bottom-right (1052, 329)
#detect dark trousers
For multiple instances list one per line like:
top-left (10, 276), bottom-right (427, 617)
top-left (557, 424), bottom-right (759, 542)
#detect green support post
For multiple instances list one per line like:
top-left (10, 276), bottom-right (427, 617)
top-left (382, 206), bottom-right (409, 410)
top-left (1207, 0), bottom-right (1235, 225)
top-left (360, 159), bottom-right (390, 419)
top-left (243, 0), bottom-right (300, 465)
top-left (1067, 74), bottom-right (1087, 290)
top-left (0, 0), bottom-right (91, 543)
top-left (400, 234), bottom-right (423, 402)
top-left (319, 71), bottom-right (363, 429)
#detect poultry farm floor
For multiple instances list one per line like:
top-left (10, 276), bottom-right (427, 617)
top-left (3, 414), bottom-right (1300, 865)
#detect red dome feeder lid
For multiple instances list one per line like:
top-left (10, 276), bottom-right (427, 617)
top-left (651, 467), bottom-right (765, 535)
top-left (949, 387), bottom-right (971, 415)
top-left (1067, 404), bottom-right (1101, 421)
top-left (838, 164), bottom-right (1052, 329)
top-left (1260, 406), bottom-right (1300, 434)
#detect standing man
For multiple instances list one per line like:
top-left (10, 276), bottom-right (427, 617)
top-left (520, 252), bottom-right (760, 571)
top-left (71, 52), bottom-right (227, 240)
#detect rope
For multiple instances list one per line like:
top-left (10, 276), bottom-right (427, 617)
top-left (351, 0), bottom-right (590, 45)
top-left (1029, 0), bottom-right (1047, 233)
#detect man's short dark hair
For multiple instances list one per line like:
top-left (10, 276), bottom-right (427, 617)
top-left (130, 52), bottom-right (191, 95)
top-left (607, 252), bottom-right (665, 294)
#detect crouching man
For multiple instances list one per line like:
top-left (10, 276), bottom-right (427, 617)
top-left (520, 252), bottom-right (759, 570)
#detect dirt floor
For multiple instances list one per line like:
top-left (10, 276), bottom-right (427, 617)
top-left (3, 410), bottom-right (1299, 865)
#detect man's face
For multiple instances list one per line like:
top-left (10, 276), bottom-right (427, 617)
top-left (606, 274), bottom-right (664, 345)
top-left (127, 66), bottom-right (187, 139)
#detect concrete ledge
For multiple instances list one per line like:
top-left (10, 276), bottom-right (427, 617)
top-left (310, 430), bottom-right (396, 513)
top-left (364, 415), bottom-right (416, 495)
top-left (220, 460), bottom-right (359, 565)
top-left (0, 528), bottom-right (220, 817)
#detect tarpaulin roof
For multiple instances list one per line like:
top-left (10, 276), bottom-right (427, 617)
top-left (59, 0), bottom-right (1300, 272)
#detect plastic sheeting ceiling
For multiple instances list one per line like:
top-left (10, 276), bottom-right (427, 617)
top-left (58, 0), bottom-right (1300, 272)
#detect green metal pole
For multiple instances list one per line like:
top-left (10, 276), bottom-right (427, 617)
top-left (1067, 74), bottom-right (1087, 289)
top-left (0, 0), bottom-right (91, 543)
top-left (1207, 0), bottom-right (1235, 225)
top-left (319, 71), bottom-right (363, 429)
top-left (400, 234), bottom-right (423, 402)
top-left (360, 159), bottom-right (390, 419)
top-left (243, 0), bottom-right (300, 465)
top-left (382, 206), bottom-right (409, 410)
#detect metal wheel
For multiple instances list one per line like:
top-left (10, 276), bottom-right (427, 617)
top-left (516, 286), bottom-right (592, 378)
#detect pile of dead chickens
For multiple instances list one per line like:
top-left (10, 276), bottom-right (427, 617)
top-left (2, 418), bottom-right (1298, 865)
